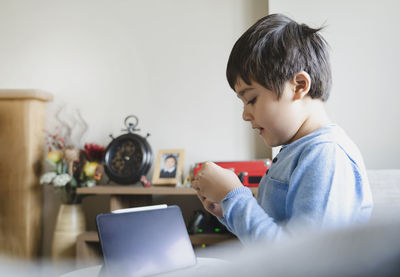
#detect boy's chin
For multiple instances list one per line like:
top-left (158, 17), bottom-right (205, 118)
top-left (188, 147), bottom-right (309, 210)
top-left (261, 135), bottom-right (276, 147)
top-left (261, 138), bottom-right (275, 148)
top-left (262, 137), bottom-right (282, 148)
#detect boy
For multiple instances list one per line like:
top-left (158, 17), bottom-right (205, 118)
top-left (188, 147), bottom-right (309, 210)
top-left (160, 154), bottom-right (177, 178)
top-left (191, 14), bottom-right (373, 244)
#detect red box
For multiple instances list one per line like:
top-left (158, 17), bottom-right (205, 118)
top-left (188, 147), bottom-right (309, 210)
top-left (193, 160), bottom-right (271, 187)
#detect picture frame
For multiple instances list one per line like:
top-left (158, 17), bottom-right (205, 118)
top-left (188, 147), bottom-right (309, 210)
top-left (152, 149), bottom-right (185, 186)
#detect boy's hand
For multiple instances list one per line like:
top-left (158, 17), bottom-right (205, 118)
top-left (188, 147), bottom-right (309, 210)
top-left (196, 192), bottom-right (223, 218)
top-left (191, 161), bottom-right (243, 203)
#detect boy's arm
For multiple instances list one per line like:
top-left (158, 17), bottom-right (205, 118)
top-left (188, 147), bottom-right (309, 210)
top-left (221, 186), bottom-right (284, 243)
top-left (193, 161), bottom-right (291, 242)
top-left (221, 143), bottom-right (372, 244)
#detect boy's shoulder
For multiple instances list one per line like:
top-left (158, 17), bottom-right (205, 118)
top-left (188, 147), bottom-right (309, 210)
top-left (276, 124), bottom-right (365, 176)
top-left (286, 124), bottom-right (356, 152)
top-left (270, 124), bottom-right (367, 185)
top-left (291, 124), bottom-right (362, 161)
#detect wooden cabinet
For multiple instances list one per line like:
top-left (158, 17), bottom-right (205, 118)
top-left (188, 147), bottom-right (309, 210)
top-left (75, 185), bottom-right (258, 266)
top-left (0, 89), bottom-right (53, 258)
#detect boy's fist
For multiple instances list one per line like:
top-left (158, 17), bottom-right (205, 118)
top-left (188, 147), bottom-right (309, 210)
top-left (196, 193), bottom-right (223, 218)
top-left (191, 161), bottom-right (243, 203)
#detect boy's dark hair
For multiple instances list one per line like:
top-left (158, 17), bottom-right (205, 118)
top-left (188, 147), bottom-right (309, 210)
top-left (164, 154), bottom-right (177, 164)
top-left (226, 13), bottom-right (332, 101)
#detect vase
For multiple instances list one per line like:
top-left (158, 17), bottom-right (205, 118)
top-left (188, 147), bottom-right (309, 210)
top-left (51, 203), bottom-right (86, 261)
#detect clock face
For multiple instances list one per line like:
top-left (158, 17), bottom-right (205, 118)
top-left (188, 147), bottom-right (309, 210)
top-left (109, 139), bottom-right (143, 175)
top-left (104, 133), bottom-right (152, 184)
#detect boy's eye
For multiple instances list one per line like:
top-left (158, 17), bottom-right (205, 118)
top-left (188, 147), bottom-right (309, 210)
top-left (247, 97), bottom-right (257, 105)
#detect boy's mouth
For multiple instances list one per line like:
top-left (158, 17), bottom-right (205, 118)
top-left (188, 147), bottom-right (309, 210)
top-left (253, 127), bottom-right (264, 135)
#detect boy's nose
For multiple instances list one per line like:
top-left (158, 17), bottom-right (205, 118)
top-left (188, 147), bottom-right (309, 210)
top-left (242, 109), bottom-right (252, 121)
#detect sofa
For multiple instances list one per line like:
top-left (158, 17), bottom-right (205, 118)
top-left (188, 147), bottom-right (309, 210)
top-left (367, 169), bottom-right (400, 221)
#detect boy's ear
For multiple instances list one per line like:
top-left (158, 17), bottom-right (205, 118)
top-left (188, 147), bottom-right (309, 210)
top-left (291, 71), bottom-right (311, 100)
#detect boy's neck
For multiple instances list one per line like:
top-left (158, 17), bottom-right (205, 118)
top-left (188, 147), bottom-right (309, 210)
top-left (289, 99), bottom-right (331, 144)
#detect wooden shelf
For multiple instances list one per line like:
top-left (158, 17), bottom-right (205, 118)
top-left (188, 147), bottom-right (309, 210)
top-left (189, 233), bottom-right (236, 246)
top-left (77, 185), bottom-right (258, 196)
top-left (78, 231), bottom-right (235, 246)
top-left (0, 90), bottom-right (52, 259)
top-left (77, 185), bottom-right (198, 195)
top-left (78, 231), bottom-right (100, 243)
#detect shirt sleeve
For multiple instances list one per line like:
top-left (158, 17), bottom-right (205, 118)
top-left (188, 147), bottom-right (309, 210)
top-left (220, 142), bottom-right (366, 244)
top-left (221, 186), bottom-right (284, 244)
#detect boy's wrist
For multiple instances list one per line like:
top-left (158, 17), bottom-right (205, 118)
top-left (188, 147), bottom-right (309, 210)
top-left (218, 184), bottom-right (242, 202)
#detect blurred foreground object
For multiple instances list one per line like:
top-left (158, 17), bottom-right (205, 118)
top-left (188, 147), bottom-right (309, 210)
top-left (188, 217), bottom-right (400, 277)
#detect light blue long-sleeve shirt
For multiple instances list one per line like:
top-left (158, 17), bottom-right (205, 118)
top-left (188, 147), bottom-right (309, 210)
top-left (219, 124), bottom-right (373, 244)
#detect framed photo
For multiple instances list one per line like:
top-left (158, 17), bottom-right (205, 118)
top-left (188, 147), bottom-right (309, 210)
top-left (152, 149), bottom-right (185, 186)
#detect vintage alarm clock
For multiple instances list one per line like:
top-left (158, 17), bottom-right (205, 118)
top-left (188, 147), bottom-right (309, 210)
top-left (104, 115), bottom-right (153, 184)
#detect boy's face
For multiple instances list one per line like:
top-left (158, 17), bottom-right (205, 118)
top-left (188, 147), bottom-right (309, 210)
top-left (235, 78), bottom-right (306, 147)
top-left (164, 157), bottom-right (176, 169)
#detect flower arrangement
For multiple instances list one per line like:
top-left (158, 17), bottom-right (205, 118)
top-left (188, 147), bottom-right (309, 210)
top-left (40, 131), bottom-right (105, 204)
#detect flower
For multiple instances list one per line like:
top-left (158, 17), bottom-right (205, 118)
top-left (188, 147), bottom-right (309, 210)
top-left (84, 143), bottom-right (105, 162)
top-left (47, 150), bottom-right (63, 163)
top-left (53, 174), bottom-right (72, 187)
top-left (40, 172), bottom-right (57, 184)
top-left (83, 161), bottom-right (99, 177)
top-left (41, 130), bottom-right (105, 204)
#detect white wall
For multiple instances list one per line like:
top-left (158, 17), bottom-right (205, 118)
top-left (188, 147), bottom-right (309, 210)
top-left (269, 0), bottom-right (400, 169)
top-left (3, 1), bottom-right (397, 170)
top-left (0, 0), bottom-right (269, 179)
top-left (0, 0), bottom-right (270, 258)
